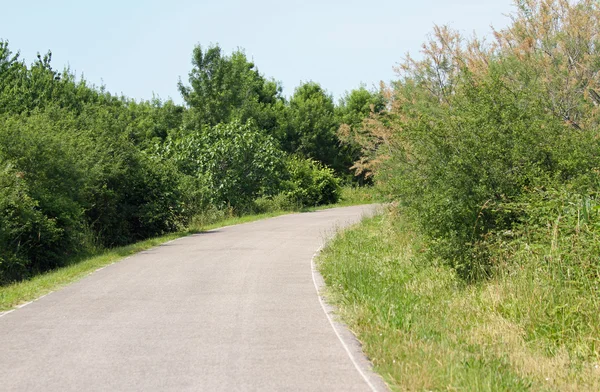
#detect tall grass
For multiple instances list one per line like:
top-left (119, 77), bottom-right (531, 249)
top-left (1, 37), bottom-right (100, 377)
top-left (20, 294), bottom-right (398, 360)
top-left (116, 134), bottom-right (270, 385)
top-left (318, 208), bottom-right (600, 391)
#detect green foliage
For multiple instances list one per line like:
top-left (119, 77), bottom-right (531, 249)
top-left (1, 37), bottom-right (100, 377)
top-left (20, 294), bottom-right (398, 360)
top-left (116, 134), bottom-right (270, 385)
top-left (319, 210), bottom-right (598, 390)
top-left (358, 2), bottom-right (600, 280)
top-left (178, 44), bottom-right (283, 133)
top-left (161, 121), bottom-right (285, 209)
top-left (0, 107), bottom-right (189, 250)
top-left (282, 156), bottom-right (341, 207)
top-left (0, 39), bottom-right (350, 284)
top-left (279, 82), bottom-right (344, 171)
top-left (0, 162), bottom-right (63, 284)
top-left (336, 86), bottom-right (386, 183)
top-left (124, 98), bottom-right (184, 147)
top-left (336, 85), bottom-right (386, 129)
top-left (0, 112), bottom-right (88, 266)
top-left (317, 3), bottom-right (600, 385)
top-left (70, 105), bottom-right (189, 246)
top-left (0, 41), bottom-right (118, 116)
top-left (251, 193), bottom-right (300, 214)
top-left (384, 58), bottom-right (600, 278)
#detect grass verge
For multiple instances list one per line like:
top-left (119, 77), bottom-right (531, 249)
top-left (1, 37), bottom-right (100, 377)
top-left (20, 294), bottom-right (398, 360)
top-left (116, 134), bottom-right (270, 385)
top-left (306, 185), bottom-right (384, 211)
top-left (317, 207), bottom-right (600, 391)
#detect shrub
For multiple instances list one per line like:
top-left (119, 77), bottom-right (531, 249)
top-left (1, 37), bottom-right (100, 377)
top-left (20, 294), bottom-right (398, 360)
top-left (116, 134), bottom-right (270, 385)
top-left (0, 113), bottom-right (88, 271)
top-left (355, 1), bottom-right (600, 279)
top-left (252, 193), bottom-right (300, 213)
top-left (0, 162), bottom-right (63, 283)
top-left (282, 156), bottom-right (341, 207)
top-left (160, 120), bottom-right (286, 210)
top-left (74, 105), bottom-right (190, 246)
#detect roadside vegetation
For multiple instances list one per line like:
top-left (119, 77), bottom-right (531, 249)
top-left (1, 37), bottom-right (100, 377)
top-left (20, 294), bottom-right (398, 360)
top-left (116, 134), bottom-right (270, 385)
top-left (5, 0), bottom-right (598, 388)
top-left (320, 210), bottom-right (600, 391)
top-left (0, 39), bottom-right (382, 286)
top-left (320, 0), bottom-right (600, 390)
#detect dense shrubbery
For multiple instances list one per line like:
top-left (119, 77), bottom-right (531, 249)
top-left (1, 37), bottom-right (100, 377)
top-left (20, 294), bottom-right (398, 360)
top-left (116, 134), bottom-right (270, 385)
top-left (326, 1), bottom-right (600, 379)
top-left (282, 156), bottom-right (340, 207)
top-left (0, 162), bottom-right (64, 282)
top-left (159, 120), bottom-right (286, 210)
top-left (0, 39), bottom-right (376, 284)
top-left (353, 0), bottom-right (600, 280)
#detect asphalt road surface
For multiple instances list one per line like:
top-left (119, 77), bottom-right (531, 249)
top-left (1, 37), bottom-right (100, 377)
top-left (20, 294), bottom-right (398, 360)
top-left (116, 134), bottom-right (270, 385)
top-left (0, 205), bottom-right (388, 391)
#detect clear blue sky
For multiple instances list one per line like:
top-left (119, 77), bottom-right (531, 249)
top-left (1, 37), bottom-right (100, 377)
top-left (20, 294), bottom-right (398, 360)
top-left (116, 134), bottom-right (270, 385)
top-left (3, 0), bottom-right (514, 103)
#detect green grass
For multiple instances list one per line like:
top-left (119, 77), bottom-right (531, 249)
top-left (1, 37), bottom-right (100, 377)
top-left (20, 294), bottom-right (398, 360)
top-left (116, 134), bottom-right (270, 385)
top-left (317, 207), bottom-right (600, 391)
top-left (0, 185), bottom-right (377, 312)
top-left (306, 185), bottom-right (384, 211)
top-left (334, 185), bottom-right (383, 206)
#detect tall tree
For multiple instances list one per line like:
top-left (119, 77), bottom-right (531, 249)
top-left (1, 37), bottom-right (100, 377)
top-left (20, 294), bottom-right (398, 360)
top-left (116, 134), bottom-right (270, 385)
top-left (280, 82), bottom-right (341, 171)
top-left (178, 44), bottom-right (283, 133)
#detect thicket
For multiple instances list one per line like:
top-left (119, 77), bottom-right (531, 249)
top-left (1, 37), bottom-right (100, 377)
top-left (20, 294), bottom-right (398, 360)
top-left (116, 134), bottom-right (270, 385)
top-left (353, 0), bottom-right (600, 278)
top-left (0, 40), bottom-right (378, 284)
top-left (342, 0), bottom-right (600, 368)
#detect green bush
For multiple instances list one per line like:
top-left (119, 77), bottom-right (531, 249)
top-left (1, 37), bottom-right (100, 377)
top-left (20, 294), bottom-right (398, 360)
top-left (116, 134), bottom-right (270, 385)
top-left (282, 156), bottom-right (341, 207)
top-left (0, 113), bottom-right (88, 270)
top-left (252, 193), bottom-right (300, 213)
top-left (0, 39), bottom-right (352, 285)
top-left (160, 120), bottom-right (286, 210)
top-left (376, 54), bottom-right (600, 280)
top-left (0, 106), bottom-right (192, 282)
top-left (0, 162), bottom-right (63, 283)
top-left (72, 105), bottom-right (190, 246)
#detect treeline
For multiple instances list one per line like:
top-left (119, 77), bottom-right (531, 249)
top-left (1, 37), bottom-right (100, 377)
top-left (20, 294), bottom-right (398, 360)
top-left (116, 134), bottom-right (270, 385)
top-left (351, 0), bottom-right (600, 358)
top-left (0, 41), bottom-right (381, 284)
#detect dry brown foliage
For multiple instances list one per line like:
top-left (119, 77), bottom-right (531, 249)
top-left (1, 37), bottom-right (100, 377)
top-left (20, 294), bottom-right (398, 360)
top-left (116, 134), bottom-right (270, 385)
top-left (349, 0), bottom-right (600, 177)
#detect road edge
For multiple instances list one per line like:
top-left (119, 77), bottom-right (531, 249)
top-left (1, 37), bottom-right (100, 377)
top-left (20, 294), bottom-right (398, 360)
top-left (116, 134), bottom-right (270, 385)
top-left (311, 244), bottom-right (390, 392)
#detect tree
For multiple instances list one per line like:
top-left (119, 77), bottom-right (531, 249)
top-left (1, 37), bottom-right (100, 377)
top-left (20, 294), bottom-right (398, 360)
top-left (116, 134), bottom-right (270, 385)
top-left (124, 98), bottom-right (184, 147)
top-left (0, 40), bottom-right (27, 114)
top-left (336, 86), bottom-right (387, 182)
top-left (280, 82), bottom-right (342, 171)
top-left (178, 44), bottom-right (283, 134)
top-left (0, 39), bottom-right (119, 116)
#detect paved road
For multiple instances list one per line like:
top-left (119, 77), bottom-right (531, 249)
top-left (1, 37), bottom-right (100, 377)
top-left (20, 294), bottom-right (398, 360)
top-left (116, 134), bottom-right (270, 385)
top-left (0, 205), bottom-right (387, 391)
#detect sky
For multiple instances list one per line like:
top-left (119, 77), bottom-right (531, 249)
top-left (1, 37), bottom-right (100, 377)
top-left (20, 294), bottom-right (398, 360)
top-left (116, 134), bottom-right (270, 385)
top-left (2, 0), bottom-right (515, 104)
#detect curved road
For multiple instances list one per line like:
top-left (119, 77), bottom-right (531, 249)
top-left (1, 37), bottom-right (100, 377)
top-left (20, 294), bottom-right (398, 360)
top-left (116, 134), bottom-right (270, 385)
top-left (0, 205), bottom-right (387, 391)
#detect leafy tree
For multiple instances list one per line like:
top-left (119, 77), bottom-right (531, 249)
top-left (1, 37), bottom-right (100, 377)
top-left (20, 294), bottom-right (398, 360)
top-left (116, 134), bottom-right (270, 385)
top-left (0, 40), bottom-right (120, 116)
top-left (124, 98), bottom-right (184, 147)
top-left (336, 86), bottom-right (386, 129)
top-left (0, 39), bottom-right (350, 283)
top-left (279, 82), bottom-right (342, 171)
top-left (178, 44), bottom-right (283, 134)
top-left (0, 41), bottom-right (27, 114)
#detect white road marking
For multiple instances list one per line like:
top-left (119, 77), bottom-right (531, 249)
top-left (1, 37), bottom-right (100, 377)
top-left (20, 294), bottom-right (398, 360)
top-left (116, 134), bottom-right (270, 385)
top-left (0, 291), bottom-right (53, 318)
top-left (0, 309), bottom-right (15, 318)
top-left (311, 244), bottom-right (382, 392)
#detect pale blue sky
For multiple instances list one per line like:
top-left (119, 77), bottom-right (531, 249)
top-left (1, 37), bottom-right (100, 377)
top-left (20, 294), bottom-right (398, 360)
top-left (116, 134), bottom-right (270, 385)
top-left (3, 0), bottom-right (514, 103)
